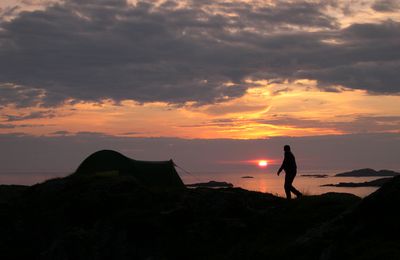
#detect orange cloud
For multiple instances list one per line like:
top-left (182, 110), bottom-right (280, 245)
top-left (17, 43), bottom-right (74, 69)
top-left (1, 82), bottom-right (399, 139)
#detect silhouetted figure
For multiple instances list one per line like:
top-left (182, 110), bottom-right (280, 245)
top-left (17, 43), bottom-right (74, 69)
top-left (277, 145), bottom-right (302, 199)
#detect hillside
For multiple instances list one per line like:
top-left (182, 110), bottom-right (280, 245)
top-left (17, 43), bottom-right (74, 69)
top-left (293, 175), bottom-right (400, 260)
top-left (1, 174), bottom-right (400, 259)
top-left (0, 174), bottom-right (363, 260)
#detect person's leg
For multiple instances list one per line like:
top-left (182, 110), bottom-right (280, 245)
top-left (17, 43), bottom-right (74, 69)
top-left (290, 172), bottom-right (302, 198)
top-left (284, 173), bottom-right (295, 199)
top-left (290, 185), bottom-right (302, 198)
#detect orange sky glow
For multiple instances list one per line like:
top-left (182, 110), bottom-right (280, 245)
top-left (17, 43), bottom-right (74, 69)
top-left (0, 0), bottom-right (399, 140)
top-left (1, 82), bottom-right (399, 139)
top-left (0, 0), bottom-right (399, 176)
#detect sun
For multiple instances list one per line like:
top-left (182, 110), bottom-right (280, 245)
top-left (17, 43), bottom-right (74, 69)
top-left (258, 160), bottom-right (268, 167)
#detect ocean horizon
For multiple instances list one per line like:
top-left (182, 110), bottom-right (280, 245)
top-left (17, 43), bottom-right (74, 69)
top-left (179, 169), bottom-right (383, 198)
top-left (0, 168), bottom-right (389, 198)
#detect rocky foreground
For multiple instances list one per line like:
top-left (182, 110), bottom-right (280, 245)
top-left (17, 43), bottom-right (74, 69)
top-left (0, 174), bottom-right (400, 259)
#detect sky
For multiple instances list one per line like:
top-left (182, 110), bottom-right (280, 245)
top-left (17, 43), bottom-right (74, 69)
top-left (0, 0), bottom-right (399, 176)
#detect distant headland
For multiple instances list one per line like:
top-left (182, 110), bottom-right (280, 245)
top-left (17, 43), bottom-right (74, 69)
top-left (322, 177), bottom-right (392, 187)
top-left (335, 168), bottom-right (400, 177)
top-left (186, 180), bottom-right (234, 188)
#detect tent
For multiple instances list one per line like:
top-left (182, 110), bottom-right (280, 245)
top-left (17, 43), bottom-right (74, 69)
top-left (74, 150), bottom-right (184, 189)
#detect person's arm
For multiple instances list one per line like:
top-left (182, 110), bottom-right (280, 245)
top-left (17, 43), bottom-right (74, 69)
top-left (277, 166), bottom-right (282, 176)
top-left (277, 155), bottom-right (287, 176)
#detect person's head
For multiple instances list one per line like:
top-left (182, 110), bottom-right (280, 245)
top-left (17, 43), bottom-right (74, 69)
top-left (284, 145), bottom-right (291, 152)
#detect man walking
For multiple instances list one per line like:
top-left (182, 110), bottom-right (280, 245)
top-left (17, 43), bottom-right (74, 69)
top-left (277, 145), bottom-right (302, 199)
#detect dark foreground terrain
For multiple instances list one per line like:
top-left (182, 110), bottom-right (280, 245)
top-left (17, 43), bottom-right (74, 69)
top-left (1, 174), bottom-right (400, 260)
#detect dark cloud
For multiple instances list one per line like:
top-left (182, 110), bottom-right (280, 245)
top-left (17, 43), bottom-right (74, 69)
top-left (74, 131), bottom-right (111, 137)
top-left (0, 84), bottom-right (45, 108)
top-left (0, 123), bottom-right (48, 128)
top-left (0, 123), bottom-right (15, 129)
top-left (4, 110), bottom-right (56, 121)
top-left (120, 131), bottom-right (142, 135)
top-left (299, 61), bottom-right (400, 94)
top-left (372, 0), bottom-right (400, 12)
top-left (218, 1), bottom-right (339, 29)
top-left (0, 0), bottom-right (399, 108)
top-left (50, 130), bottom-right (71, 136)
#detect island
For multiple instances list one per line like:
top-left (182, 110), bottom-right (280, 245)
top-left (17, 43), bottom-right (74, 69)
top-left (186, 180), bottom-right (234, 188)
top-left (335, 168), bottom-right (400, 177)
top-left (321, 177), bottom-right (392, 187)
top-left (301, 174), bottom-right (329, 178)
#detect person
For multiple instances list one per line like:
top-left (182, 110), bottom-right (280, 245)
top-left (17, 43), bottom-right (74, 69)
top-left (277, 145), bottom-right (302, 199)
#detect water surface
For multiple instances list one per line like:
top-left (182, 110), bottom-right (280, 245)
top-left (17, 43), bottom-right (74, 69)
top-left (180, 169), bottom-right (381, 198)
top-left (0, 169), bottom-right (381, 198)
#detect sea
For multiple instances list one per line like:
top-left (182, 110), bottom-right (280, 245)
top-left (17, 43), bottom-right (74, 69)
top-left (179, 169), bottom-right (382, 198)
top-left (0, 169), bottom-right (383, 198)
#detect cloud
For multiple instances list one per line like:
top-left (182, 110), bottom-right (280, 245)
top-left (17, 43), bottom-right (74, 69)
top-left (4, 110), bottom-right (56, 121)
top-left (0, 5), bottom-right (20, 21)
top-left (263, 115), bottom-right (400, 133)
top-left (0, 0), bottom-right (399, 108)
top-left (0, 84), bottom-right (45, 108)
top-left (0, 123), bottom-right (48, 128)
top-left (372, 0), bottom-right (400, 12)
top-left (50, 130), bottom-right (71, 136)
top-left (180, 115), bottom-right (400, 134)
top-left (119, 131), bottom-right (142, 135)
top-left (0, 123), bottom-right (15, 129)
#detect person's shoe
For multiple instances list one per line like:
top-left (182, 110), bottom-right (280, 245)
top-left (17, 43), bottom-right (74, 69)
top-left (296, 193), bottom-right (303, 199)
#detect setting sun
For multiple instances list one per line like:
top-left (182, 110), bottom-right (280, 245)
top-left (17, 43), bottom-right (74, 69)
top-left (258, 160), bottom-right (268, 167)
